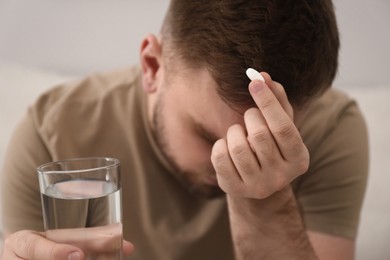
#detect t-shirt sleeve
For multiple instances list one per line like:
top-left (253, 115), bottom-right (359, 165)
top-left (1, 110), bottom-right (52, 233)
top-left (295, 101), bottom-right (369, 239)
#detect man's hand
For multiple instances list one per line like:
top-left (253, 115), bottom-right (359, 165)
top-left (211, 72), bottom-right (316, 260)
top-left (211, 72), bottom-right (309, 199)
top-left (2, 230), bottom-right (84, 260)
top-left (1, 228), bottom-right (134, 260)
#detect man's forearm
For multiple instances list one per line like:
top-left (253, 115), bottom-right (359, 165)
top-left (227, 186), bottom-right (318, 260)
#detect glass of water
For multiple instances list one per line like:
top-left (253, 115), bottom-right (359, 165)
top-left (37, 157), bottom-right (123, 260)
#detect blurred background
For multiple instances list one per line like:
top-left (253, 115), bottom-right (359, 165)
top-left (0, 0), bottom-right (389, 259)
top-left (0, 0), bottom-right (389, 85)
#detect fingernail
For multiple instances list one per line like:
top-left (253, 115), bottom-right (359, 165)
top-left (249, 81), bottom-right (265, 94)
top-left (246, 68), bottom-right (265, 82)
top-left (68, 251), bottom-right (81, 260)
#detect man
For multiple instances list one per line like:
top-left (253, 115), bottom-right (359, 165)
top-left (1, 0), bottom-right (368, 259)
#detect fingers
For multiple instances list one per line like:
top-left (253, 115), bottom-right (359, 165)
top-left (211, 138), bottom-right (243, 195)
top-left (248, 79), bottom-right (307, 166)
top-left (3, 230), bottom-right (84, 260)
top-left (46, 224), bottom-right (134, 255)
top-left (226, 124), bottom-right (262, 180)
top-left (211, 123), bottom-right (276, 198)
top-left (244, 108), bottom-right (283, 168)
top-left (46, 224), bottom-right (129, 255)
top-left (2, 227), bottom-right (134, 260)
top-left (261, 72), bottom-right (294, 120)
top-left (211, 71), bottom-right (310, 199)
top-left (123, 240), bottom-right (135, 257)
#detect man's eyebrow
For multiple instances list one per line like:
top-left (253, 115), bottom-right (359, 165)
top-left (194, 121), bottom-right (220, 143)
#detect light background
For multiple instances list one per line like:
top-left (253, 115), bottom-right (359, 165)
top-left (0, 1), bottom-right (389, 259)
top-left (0, 0), bottom-right (389, 88)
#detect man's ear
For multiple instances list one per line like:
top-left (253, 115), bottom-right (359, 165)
top-left (140, 34), bottom-right (162, 93)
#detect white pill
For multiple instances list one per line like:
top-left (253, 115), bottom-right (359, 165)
top-left (246, 68), bottom-right (265, 82)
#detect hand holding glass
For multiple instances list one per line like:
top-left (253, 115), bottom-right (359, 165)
top-left (37, 157), bottom-right (123, 260)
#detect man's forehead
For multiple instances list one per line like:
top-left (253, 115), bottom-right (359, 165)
top-left (184, 66), bottom-right (252, 113)
top-left (169, 64), bottom-right (246, 138)
top-left (191, 100), bottom-right (245, 140)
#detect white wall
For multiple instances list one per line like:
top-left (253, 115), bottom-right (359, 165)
top-left (0, 0), bottom-right (170, 76)
top-left (0, 0), bottom-right (389, 88)
top-left (333, 0), bottom-right (390, 88)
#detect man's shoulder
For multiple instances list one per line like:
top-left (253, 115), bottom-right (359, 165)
top-left (30, 66), bottom-right (141, 125)
top-left (300, 88), bottom-right (362, 147)
top-left (309, 88), bottom-right (355, 119)
top-left (37, 66), bottom-right (140, 105)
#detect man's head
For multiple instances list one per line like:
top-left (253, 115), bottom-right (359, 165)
top-left (140, 0), bottom-right (340, 197)
top-left (161, 0), bottom-right (340, 109)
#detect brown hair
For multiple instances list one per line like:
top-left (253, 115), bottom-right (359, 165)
top-left (161, 0), bottom-right (340, 108)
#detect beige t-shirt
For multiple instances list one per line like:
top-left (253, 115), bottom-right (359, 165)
top-left (1, 66), bottom-right (368, 259)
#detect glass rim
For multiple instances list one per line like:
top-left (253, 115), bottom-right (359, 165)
top-left (37, 157), bottom-right (120, 175)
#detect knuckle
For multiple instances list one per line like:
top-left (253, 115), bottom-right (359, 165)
top-left (229, 142), bottom-right (248, 158)
top-left (211, 141), bottom-right (227, 164)
top-left (296, 154), bottom-right (310, 174)
top-left (218, 179), bottom-right (240, 195)
top-left (274, 122), bottom-right (294, 139)
top-left (262, 147), bottom-right (280, 165)
top-left (227, 123), bottom-right (244, 134)
top-left (244, 107), bottom-right (260, 118)
top-left (249, 127), bottom-right (269, 145)
top-left (291, 146), bottom-right (310, 174)
top-left (211, 150), bottom-right (223, 164)
top-left (259, 96), bottom-right (274, 110)
top-left (212, 157), bottom-right (233, 178)
top-left (14, 231), bottom-right (28, 252)
top-left (273, 176), bottom-right (289, 192)
top-left (211, 151), bottom-right (227, 170)
top-left (13, 230), bottom-right (36, 258)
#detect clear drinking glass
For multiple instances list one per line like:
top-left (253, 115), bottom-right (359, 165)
top-left (37, 157), bottom-right (123, 260)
